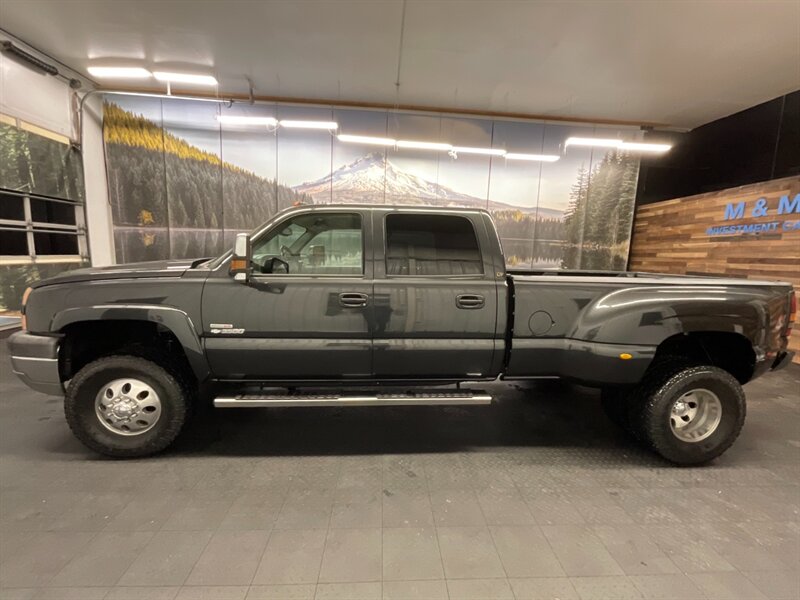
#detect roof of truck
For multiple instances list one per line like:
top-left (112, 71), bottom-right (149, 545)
top-left (275, 203), bottom-right (492, 215)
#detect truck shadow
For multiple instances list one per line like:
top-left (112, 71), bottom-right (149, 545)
top-left (170, 379), bottom-right (663, 466)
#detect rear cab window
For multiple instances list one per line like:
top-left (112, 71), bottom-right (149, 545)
top-left (385, 213), bottom-right (483, 276)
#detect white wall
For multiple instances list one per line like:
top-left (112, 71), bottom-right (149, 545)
top-left (0, 52), bottom-right (74, 138)
top-left (0, 44), bottom-right (115, 265)
top-left (81, 94), bottom-right (114, 266)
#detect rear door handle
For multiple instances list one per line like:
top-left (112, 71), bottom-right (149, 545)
top-left (456, 294), bottom-right (485, 309)
top-left (339, 292), bottom-right (369, 307)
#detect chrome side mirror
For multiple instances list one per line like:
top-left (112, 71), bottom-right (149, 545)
top-left (230, 233), bottom-right (251, 282)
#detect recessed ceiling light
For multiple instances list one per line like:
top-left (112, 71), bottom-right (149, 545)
top-left (217, 115), bottom-right (278, 126)
top-left (280, 120), bottom-right (338, 130)
top-left (337, 134), bottom-right (396, 146)
top-left (87, 66), bottom-right (152, 79)
top-left (451, 146), bottom-right (506, 156)
top-left (619, 142), bottom-right (672, 152)
top-left (505, 153), bottom-right (560, 162)
top-left (396, 140), bottom-right (452, 151)
top-left (153, 71), bottom-right (218, 86)
top-left (564, 137), bottom-right (623, 148)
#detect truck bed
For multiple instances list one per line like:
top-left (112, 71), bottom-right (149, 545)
top-left (505, 270), bottom-right (793, 385)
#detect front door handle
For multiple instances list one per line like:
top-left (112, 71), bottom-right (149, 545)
top-left (339, 292), bottom-right (369, 308)
top-left (456, 294), bottom-right (485, 309)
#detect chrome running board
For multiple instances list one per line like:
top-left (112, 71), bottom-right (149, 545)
top-left (214, 390), bottom-right (492, 408)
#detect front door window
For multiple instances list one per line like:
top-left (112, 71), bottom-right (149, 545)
top-left (252, 213), bottom-right (363, 276)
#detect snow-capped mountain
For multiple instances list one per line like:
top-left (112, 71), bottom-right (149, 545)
top-left (293, 152), bottom-right (564, 219)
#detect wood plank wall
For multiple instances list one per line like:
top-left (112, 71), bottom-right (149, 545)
top-left (629, 176), bottom-right (800, 363)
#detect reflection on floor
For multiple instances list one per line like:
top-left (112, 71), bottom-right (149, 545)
top-left (0, 337), bottom-right (798, 600)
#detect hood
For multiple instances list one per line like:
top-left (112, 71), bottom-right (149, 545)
top-left (32, 258), bottom-right (205, 288)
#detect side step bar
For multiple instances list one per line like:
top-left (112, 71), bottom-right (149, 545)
top-left (214, 390), bottom-right (492, 408)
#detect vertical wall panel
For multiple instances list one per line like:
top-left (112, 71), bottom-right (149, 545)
top-left (276, 105), bottom-right (334, 207)
top-left (161, 100), bottom-right (224, 258)
top-left (436, 116), bottom-right (493, 209)
top-left (385, 113), bottom-right (444, 206)
top-left (104, 96), bottom-right (169, 262)
top-left (488, 120), bottom-right (545, 268)
top-left (329, 108), bottom-right (390, 205)
top-left (220, 102), bottom-right (278, 248)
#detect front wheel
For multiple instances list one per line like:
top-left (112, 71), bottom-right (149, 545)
top-left (64, 355), bottom-right (189, 458)
top-left (635, 365), bottom-right (746, 465)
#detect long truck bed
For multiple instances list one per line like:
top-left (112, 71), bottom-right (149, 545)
top-left (505, 270), bottom-right (794, 385)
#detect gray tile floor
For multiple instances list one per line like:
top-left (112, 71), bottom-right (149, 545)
top-left (1, 338), bottom-right (798, 600)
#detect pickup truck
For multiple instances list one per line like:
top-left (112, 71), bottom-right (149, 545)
top-left (9, 205), bottom-right (796, 464)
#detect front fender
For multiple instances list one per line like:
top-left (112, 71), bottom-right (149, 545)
top-left (51, 304), bottom-right (210, 381)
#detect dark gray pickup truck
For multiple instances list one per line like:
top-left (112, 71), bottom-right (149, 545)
top-left (9, 205), bottom-right (796, 464)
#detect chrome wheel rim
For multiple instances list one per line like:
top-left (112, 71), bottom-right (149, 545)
top-left (95, 378), bottom-right (162, 436)
top-left (669, 388), bottom-right (722, 443)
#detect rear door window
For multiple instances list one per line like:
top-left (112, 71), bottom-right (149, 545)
top-left (385, 214), bottom-right (483, 276)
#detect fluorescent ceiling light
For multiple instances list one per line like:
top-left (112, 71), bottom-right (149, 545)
top-left (396, 140), bottom-right (452, 151)
top-left (505, 153), bottom-right (560, 162)
top-left (279, 120), bottom-right (338, 130)
top-left (337, 134), bottom-right (396, 146)
top-left (87, 66), bottom-right (152, 79)
top-left (153, 71), bottom-right (218, 86)
top-left (564, 137), bottom-right (623, 148)
top-left (217, 115), bottom-right (278, 126)
top-left (619, 142), bottom-right (672, 152)
top-left (451, 146), bottom-right (506, 156)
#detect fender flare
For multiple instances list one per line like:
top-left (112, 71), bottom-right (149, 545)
top-left (572, 286), bottom-right (766, 350)
top-left (51, 304), bottom-right (210, 381)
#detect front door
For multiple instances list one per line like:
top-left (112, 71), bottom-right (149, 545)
top-left (202, 210), bottom-right (373, 380)
top-left (372, 211), bottom-right (500, 379)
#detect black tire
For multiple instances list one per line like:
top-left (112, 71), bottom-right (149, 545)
top-left (625, 360), bottom-right (690, 445)
top-left (633, 365), bottom-right (746, 465)
top-left (601, 387), bottom-right (632, 431)
top-left (64, 355), bottom-right (189, 458)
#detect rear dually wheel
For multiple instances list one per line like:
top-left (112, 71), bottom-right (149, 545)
top-left (633, 365), bottom-right (746, 465)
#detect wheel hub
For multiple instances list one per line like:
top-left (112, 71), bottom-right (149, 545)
top-left (109, 397), bottom-right (138, 419)
top-left (669, 388), bottom-right (722, 443)
top-left (672, 400), bottom-right (690, 416)
top-left (95, 378), bottom-right (162, 436)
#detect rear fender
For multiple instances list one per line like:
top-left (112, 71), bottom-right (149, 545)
top-left (572, 285), bottom-right (766, 349)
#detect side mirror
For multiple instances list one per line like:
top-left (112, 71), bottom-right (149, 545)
top-left (230, 233), bottom-right (251, 282)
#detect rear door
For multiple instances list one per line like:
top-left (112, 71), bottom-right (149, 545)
top-left (372, 210), bottom-right (501, 379)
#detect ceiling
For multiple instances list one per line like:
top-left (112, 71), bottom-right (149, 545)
top-left (2, 0), bottom-right (799, 129)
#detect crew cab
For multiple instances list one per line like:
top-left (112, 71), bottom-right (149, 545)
top-left (9, 205), bottom-right (796, 464)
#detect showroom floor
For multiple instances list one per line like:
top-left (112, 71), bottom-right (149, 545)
top-left (0, 339), bottom-right (798, 600)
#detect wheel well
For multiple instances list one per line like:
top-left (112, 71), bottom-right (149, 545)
top-left (59, 320), bottom-right (195, 383)
top-left (654, 332), bottom-right (756, 384)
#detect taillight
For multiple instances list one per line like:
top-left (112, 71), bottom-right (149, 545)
top-left (785, 291), bottom-right (797, 337)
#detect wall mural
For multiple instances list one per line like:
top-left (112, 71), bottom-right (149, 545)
top-left (103, 95), bottom-right (642, 269)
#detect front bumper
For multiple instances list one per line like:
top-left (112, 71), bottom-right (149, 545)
top-left (771, 350), bottom-right (795, 372)
top-left (8, 331), bottom-right (64, 396)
